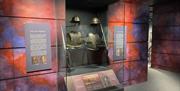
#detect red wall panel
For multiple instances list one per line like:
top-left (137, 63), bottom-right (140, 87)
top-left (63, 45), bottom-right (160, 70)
top-left (107, 0), bottom-right (149, 86)
top-left (0, 49), bottom-right (14, 80)
top-left (13, 47), bottom-right (58, 78)
top-left (0, 0), bottom-right (65, 91)
top-left (126, 43), bottom-right (148, 61)
top-left (108, 0), bottom-right (125, 22)
top-left (14, 73), bottom-right (58, 91)
top-left (0, 0), bottom-right (55, 18)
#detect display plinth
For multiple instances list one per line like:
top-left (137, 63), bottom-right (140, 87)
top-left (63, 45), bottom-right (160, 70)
top-left (65, 67), bottom-right (123, 91)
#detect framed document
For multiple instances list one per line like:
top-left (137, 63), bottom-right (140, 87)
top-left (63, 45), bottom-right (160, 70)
top-left (25, 23), bottom-right (52, 72)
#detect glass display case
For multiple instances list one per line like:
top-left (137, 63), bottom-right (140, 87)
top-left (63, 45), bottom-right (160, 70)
top-left (60, 0), bottom-right (125, 91)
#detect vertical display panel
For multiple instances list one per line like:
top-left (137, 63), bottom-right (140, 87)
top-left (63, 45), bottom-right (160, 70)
top-left (113, 26), bottom-right (126, 61)
top-left (25, 23), bottom-right (52, 72)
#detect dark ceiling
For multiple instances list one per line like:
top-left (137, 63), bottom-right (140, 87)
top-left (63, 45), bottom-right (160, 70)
top-left (67, 0), bottom-right (119, 10)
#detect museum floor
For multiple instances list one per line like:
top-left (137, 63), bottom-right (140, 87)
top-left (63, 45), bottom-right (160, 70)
top-left (125, 67), bottom-right (180, 91)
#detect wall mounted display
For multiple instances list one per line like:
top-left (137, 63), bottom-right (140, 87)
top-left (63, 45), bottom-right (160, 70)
top-left (25, 23), bottom-right (52, 72)
top-left (113, 26), bottom-right (126, 61)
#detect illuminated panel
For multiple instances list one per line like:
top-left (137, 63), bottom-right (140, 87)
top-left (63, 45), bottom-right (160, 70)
top-left (0, 0), bottom-right (55, 18)
top-left (13, 47), bottom-right (58, 78)
top-left (14, 73), bottom-right (58, 91)
top-left (0, 49), bottom-right (14, 80)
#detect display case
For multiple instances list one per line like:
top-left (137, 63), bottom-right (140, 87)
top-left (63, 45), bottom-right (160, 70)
top-left (61, 0), bottom-right (125, 91)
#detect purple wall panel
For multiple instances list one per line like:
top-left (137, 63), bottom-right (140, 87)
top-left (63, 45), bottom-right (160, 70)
top-left (153, 26), bottom-right (180, 40)
top-left (154, 4), bottom-right (178, 15)
top-left (130, 61), bottom-right (147, 83)
top-left (0, 17), bottom-right (13, 48)
top-left (0, 49), bottom-right (14, 80)
top-left (151, 53), bottom-right (171, 67)
top-left (0, 80), bottom-right (14, 91)
top-left (12, 18), bottom-right (57, 47)
top-left (110, 63), bottom-right (124, 82)
top-left (123, 62), bottom-right (131, 82)
top-left (58, 72), bottom-right (67, 91)
top-left (108, 46), bottom-right (115, 63)
top-left (152, 40), bottom-right (180, 54)
top-left (152, 53), bottom-right (180, 70)
top-left (152, 2), bottom-right (180, 72)
top-left (153, 13), bottom-right (177, 26)
top-left (14, 73), bottom-right (58, 91)
top-left (0, 17), bottom-right (57, 48)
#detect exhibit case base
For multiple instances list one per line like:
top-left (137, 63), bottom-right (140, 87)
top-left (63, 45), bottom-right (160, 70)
top-left (65, 66), bottom-right (123, 91)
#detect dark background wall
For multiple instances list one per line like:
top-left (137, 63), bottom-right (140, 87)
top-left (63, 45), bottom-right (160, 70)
top-left (65, 8), bottom-right (109, 67)
top-left (107, 0), bottom-right (149, 86)
top-left (151, 0), bottom-right (180, 72)
top-left (0, 0), bottom-right (65, 91)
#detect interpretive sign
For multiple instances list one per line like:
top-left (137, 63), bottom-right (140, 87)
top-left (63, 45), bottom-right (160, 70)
top-left (113, 26), bottom-right (126, 61)
top-left (25, 23), bottom-right (52, 72)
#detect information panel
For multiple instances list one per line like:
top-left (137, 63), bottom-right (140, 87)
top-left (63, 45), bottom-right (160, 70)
top-left (113, 26), bottom-right (126, 61)
top-left (25, 23), bottom-right (52, 72)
